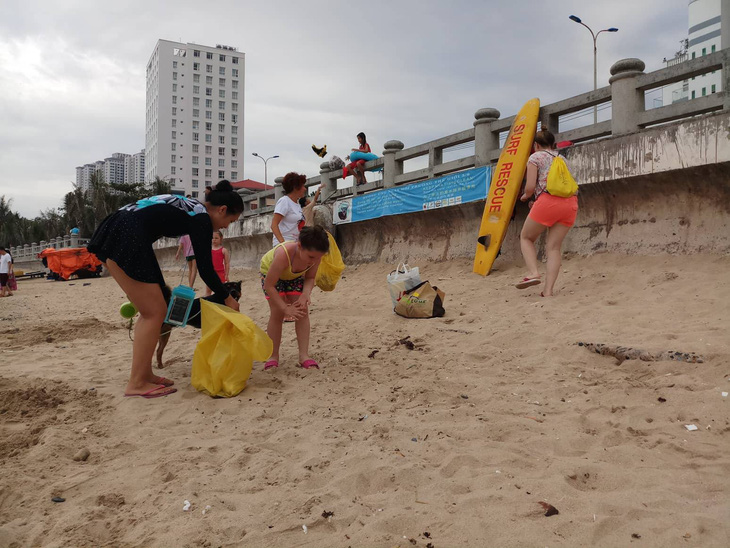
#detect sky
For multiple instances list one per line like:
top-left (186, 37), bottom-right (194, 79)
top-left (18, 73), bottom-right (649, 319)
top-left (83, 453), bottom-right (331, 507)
top-left (0, 0), bottom-right (689, 218)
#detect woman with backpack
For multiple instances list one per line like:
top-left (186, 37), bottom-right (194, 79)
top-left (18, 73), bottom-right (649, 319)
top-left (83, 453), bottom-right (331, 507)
top-left (515, 130), bottom-right (578, 297)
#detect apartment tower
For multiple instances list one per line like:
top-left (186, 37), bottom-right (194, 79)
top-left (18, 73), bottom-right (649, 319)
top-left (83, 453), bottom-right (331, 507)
top-left (145, 40), bottom-right (244, 198)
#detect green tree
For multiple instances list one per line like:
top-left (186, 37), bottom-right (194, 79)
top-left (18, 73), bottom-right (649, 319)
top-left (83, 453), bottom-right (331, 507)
top-left (147, 176), bottom-right (172, 196)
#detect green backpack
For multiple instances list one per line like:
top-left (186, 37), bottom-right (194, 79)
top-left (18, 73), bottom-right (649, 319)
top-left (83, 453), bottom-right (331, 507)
top-left (546, 153), bottom-right (578, 198)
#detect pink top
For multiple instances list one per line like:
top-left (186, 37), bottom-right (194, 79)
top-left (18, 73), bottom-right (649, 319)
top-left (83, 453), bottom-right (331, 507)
top-left (527, 150), bottom-right (564, 199)
top-left (179, 235), bottom-right (194, 257)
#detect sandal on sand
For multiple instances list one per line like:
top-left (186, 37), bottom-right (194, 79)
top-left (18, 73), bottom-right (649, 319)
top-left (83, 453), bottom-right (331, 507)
top-left (124, 385), bottom-right (177, 399)
top-left (515, 276), bottom-right (541, 289)
top-left (298, 359), bottom-right (319, 370)
top-left (284, 317), bottom-right (296, 323)
top-left (155, 377), bottom-right (175, 387)
top-left (264, 359), bottom-right (279, 371)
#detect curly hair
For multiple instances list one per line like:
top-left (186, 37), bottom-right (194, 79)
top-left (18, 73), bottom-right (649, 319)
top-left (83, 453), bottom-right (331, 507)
top-left (282, 172), bottom-right (307, 195)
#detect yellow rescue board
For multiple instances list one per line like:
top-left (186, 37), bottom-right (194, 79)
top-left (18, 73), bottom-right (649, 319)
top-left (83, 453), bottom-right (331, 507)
top-left (473, 98), bottom-right (540, 276)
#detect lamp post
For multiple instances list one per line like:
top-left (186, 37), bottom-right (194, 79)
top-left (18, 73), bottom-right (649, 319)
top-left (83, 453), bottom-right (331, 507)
top-left (252, 153), bottom-right (279, 186)
top-left (569, 15), bottom-right (619, 125)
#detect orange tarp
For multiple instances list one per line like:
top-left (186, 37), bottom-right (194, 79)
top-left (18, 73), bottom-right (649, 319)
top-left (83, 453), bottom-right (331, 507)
top-left (38, 247), bottom-right (102, 280)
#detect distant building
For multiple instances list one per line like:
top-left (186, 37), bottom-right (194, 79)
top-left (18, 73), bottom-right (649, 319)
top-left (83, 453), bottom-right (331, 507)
top-left (231, 179), bottom-right (274, 210)
top-left (75, 150), bottom-right (145, 192)
top-left (662, 0), bottom-right (728, 106)
top-left (124, 150), bottom-right (146, 184)
top-left (230, 179), bottom-right (272, 193)
top-left (145, 39), bottom-right (245, 199)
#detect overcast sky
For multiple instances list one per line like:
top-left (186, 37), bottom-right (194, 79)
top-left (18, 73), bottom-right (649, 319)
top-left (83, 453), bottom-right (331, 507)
top-left (0, 0), bottom-right (689, 218)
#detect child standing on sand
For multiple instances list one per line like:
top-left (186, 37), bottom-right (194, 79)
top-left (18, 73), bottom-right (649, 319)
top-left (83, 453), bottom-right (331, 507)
top-left (205, 230), bottom-right (230, 296)
top-left (175, 234), bottom-right (197, 288)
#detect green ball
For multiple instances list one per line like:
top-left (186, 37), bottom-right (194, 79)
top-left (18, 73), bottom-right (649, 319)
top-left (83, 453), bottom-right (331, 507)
top-left (119, 301), bottom-right (138, 319)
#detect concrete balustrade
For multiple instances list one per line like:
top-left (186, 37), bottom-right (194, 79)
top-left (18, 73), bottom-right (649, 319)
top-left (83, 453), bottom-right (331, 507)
top-left (229, 48), bottom-right (729, 216)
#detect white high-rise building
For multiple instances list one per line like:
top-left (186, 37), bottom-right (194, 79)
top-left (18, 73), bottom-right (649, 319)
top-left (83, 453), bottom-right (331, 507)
top-left (124, 150), bottom-right (146, 184)
top-left (145, 40), bottom-right (245, 199)
top-left (75, 150), bottom-right (144, 192)
top-left (104, 152), bottom-right (129, 185)
top-left (662, 0), bottom-right (728, 105)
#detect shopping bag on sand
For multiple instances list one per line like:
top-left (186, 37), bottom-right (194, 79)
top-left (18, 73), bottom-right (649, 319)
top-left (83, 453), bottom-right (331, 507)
top-left (192, 300), bottom-right (273, 398)
top-left (394, 281), bottom-right (446, 319)
top-left (387, 263), bottom-right (421, 308)
top-left (315, 231), bottom-right (345, 291)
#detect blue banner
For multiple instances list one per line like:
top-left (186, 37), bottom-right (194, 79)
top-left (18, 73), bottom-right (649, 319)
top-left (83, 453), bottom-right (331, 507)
top-left (333, 166), bottom-right (490, 224)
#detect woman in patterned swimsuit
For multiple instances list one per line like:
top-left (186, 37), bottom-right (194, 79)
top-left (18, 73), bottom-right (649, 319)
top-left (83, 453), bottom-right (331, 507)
top-left (88, 181), bottom-right (243, 398)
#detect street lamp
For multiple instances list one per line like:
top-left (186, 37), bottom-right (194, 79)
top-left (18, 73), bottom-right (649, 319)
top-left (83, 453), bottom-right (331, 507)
top-left (569, 15), bottom-right (619, 124)
top-left (251, 153), bottom-right (279, 186)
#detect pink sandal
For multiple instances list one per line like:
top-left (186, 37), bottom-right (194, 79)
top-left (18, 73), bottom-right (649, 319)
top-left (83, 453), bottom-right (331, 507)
top-left (298, 359), bottom-right (319, 370)
top-left (264, 359), bottom-right (279, 371)
top-left (124, 385), bottom-right (177, 399)
top-left (515, 276), bottom-right (541, 289)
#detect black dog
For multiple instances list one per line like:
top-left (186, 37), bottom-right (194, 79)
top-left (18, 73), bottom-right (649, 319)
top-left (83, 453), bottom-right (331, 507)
top-left (156, 281), bottom-right (242, 368)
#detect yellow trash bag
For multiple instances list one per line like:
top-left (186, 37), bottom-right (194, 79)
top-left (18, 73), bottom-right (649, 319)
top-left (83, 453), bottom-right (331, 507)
top-left (191, 300), bottom-right (273, 397)
top-left (315, 231), bottom-right (346, 291)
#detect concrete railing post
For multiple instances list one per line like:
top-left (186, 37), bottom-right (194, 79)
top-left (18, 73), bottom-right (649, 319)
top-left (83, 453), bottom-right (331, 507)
top-left (539, 109), bottom-right (559, 134)
top-left (274, 176), bottom-right (284, 201)
top-left (383, 140), bottom-right (404, 188)
top-left (609, 58), bottom-right (646, 136)
top-left (428, 145), bottom-right (443, 173)
top-left (473, 108), bottom-right (500, 167)
top-left (319, 162), bottom-right (337, 199)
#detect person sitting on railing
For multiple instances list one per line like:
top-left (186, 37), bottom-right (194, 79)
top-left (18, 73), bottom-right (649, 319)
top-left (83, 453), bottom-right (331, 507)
top-left (345, 132), bottom-right (371, 186)
top-left (271, 172), bottom-right (307, 247)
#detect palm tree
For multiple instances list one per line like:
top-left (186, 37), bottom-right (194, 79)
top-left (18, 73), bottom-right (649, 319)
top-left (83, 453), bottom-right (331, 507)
top-left (147, 176), bottom-right (172, 196)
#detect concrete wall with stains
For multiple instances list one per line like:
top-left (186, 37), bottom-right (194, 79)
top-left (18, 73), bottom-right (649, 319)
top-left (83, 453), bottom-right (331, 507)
top-left (154, 112), bottom-right (730, 269)
top-left (567, 111), bottom-right (730, 183)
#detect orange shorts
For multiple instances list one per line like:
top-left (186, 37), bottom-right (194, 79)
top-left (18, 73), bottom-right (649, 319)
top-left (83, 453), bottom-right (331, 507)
top-left (528, 193), bottom-right (578, 227)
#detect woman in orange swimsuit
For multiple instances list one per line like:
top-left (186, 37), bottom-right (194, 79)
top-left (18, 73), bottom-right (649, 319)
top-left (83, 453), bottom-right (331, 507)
top-left (516, 130), bottom-right (578, 297)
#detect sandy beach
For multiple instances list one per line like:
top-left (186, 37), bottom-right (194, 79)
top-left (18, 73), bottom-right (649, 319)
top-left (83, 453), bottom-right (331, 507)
top-left (0, 253), bottom-right (729, 547)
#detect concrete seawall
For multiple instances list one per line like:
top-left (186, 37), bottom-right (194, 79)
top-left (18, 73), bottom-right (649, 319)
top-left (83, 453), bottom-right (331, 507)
top-left (152, 162), bottom-right (730, 271)
top-left (336, 163), bottom-right (730, 266)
